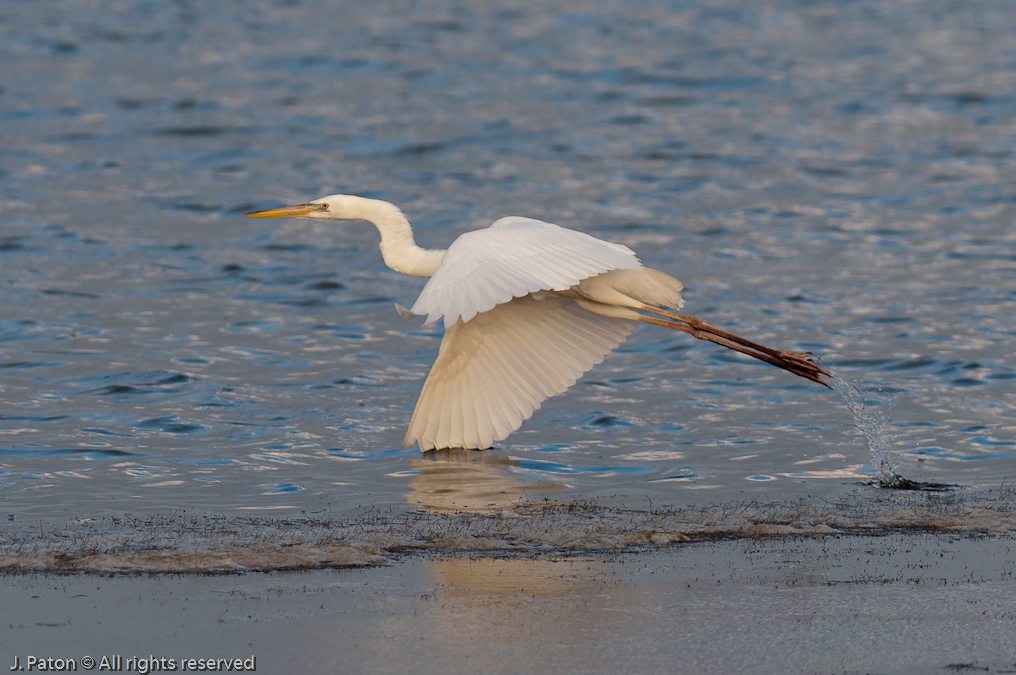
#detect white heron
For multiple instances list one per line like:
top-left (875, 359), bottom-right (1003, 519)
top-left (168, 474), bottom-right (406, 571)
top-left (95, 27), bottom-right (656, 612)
top-left (245, 195), bottom-right (831, 451)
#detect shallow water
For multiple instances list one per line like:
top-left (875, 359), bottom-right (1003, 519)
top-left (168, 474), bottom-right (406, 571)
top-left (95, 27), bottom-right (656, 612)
top-left (6, 537), bottom-right (1016, 675)
top-left (2, 0), bottom-right (1015, 547)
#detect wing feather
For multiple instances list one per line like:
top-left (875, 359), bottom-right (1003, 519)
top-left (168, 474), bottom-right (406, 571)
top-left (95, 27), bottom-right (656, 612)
top-left (402, 293), bottom-right (634, 450)
top-left (411, 217), bottom-right (641, 328)
top-left (448, 370), bottom-right (464, 450)
top-left (459, 366), bottom-right (480, 449)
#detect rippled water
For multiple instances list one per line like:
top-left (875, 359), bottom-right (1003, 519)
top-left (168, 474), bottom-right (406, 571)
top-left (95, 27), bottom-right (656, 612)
top-left (2, 0), bottom-right (1014, 545)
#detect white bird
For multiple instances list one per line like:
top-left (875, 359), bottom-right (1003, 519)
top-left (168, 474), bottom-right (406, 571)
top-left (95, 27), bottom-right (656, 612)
top-left (245, 195), bottom-right (831, 451)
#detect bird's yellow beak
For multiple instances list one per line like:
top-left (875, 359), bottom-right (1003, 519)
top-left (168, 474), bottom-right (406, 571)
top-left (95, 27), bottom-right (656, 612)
top-left (243, 203), bottom-right (328, 218)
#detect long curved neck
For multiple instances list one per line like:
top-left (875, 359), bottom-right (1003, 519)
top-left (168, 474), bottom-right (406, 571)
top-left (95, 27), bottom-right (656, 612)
top-left (351, 199), bottom-right (445, 277)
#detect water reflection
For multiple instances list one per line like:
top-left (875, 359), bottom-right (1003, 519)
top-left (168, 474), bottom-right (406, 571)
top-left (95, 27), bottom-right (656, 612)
top-left (430, 557), bottom-right (607, 599)
top-left (413, 556), bottom-right (617, 670)
top-left (405, 448), bottom-right (567, 512)
top-left (309, 557), bottom-right (623, 675)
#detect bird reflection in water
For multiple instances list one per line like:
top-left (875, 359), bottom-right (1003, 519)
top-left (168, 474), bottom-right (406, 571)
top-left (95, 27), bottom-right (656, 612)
top-left (405, 448), bottom-right (567, 512)
top-left (405, 453), bottom-right (610, 631)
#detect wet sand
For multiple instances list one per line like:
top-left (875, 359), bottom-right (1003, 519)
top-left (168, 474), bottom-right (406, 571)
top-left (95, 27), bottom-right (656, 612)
top-left (5, 531), bottom-right (1016, 675)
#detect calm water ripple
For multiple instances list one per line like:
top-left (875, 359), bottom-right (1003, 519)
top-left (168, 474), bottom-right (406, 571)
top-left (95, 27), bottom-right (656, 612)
top-left (1, 0), bottom-right (1014, 540)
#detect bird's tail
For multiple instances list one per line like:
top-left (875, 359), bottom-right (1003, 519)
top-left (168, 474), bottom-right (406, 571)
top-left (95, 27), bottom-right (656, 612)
top-left (639, 306), bottom-right (832, 387)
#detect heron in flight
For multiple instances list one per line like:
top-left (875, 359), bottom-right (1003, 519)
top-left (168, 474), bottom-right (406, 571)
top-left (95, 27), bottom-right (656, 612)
top-left (245, 195), bottom-right (831, 451)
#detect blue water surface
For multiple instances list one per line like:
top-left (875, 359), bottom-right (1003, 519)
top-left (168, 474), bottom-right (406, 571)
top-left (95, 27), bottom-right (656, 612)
top-left (1, 0), bottom-right (1014, 521)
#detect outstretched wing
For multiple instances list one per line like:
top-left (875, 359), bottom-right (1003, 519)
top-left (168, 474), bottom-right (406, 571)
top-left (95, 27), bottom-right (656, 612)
top-left (402, 293), bottom-right (633, 451)
top-left (410, 217), bottom-right (641, 328)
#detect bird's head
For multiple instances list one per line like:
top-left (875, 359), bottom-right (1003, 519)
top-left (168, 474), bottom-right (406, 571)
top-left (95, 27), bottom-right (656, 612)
top-left (243, 194), bottom-right (371, 220)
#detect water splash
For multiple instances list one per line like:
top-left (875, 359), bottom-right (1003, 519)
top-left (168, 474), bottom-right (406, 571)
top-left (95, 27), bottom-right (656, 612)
top-left (831, 375), bottom-right (907, 488)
